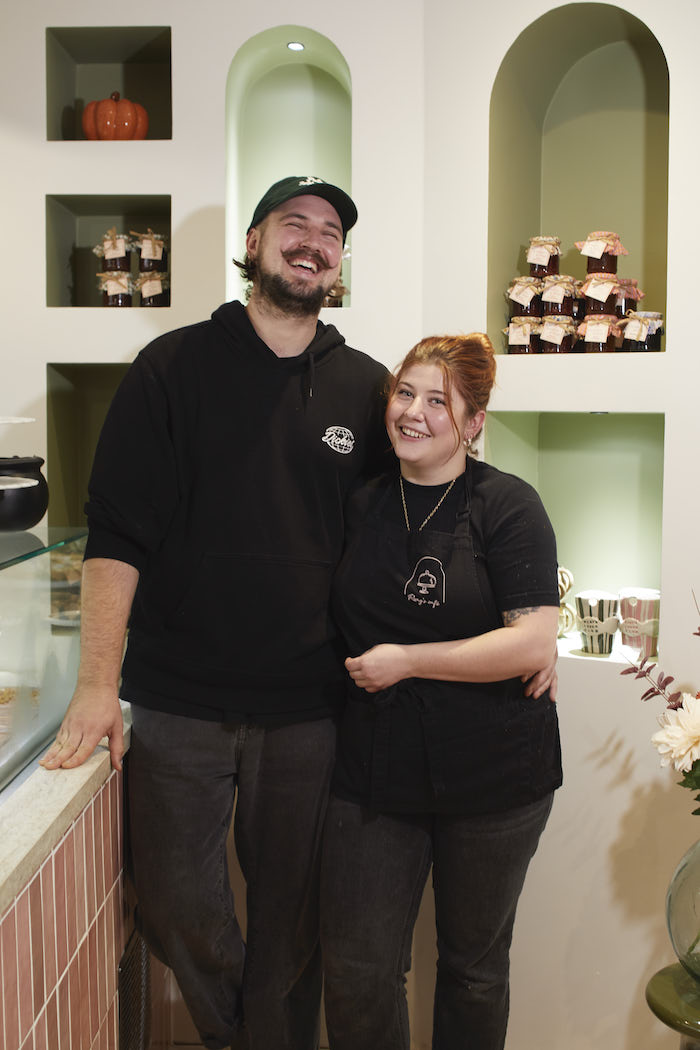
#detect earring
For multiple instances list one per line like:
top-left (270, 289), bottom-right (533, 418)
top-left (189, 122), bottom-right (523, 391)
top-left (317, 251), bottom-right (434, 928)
top-left (464, 434), bottom-right (474, 454)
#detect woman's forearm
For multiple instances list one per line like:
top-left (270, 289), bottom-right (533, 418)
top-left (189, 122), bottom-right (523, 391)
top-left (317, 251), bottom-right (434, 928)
top-left (402, 606), bottom-right (559, 683)
top-left (344, 606), bottom-right (560, 693)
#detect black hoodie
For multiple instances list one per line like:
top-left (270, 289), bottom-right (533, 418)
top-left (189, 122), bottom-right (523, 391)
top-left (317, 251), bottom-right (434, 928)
top-left (85, 300), bottom-right (390, 723)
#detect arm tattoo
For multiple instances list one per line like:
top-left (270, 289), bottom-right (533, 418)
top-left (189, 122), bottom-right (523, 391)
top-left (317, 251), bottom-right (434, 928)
top-left (502, 606), bottom-right (541, 627)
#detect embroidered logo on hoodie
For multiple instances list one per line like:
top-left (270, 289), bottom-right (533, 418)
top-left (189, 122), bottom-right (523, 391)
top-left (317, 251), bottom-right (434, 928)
top-left (322, 425), bottom-right (355, 454)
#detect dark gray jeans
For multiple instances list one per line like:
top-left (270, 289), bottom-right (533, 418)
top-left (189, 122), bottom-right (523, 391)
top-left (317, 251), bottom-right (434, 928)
top-left (127, 706), bottom-right (336, 1050)
top-left (320, 793), bottom-right (553, 1050)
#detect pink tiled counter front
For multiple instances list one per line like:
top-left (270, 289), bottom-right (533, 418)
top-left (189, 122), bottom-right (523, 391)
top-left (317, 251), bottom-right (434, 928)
top-left (0, 729), bottom-right (172, 1050)
top-left (1, 770), bottom-right (125, 1050)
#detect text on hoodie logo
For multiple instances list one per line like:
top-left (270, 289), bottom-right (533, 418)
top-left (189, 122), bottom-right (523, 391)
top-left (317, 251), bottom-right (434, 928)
top-left (322, 426), bottom-right (355, 455)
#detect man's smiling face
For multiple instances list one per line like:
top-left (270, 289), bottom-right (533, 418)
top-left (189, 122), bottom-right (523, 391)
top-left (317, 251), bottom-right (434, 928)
top-left (246, 195), bottom-right (344, 316)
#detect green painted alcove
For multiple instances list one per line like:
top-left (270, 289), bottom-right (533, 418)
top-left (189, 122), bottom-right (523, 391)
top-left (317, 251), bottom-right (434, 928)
top-left (484, 411), bottom-right (664, 595)
top-left (225, 26), bottom-right (352, 304)
top-left (487, 4), bottom-right (669, 351)
top-left (46, 363), bottom-right (129, 526)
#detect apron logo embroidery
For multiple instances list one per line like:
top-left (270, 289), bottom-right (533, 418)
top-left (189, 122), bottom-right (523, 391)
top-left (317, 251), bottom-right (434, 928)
top-left (404, 557), bottom-right (446, 608)
top-left (321, 425), bottom-right (355, 454)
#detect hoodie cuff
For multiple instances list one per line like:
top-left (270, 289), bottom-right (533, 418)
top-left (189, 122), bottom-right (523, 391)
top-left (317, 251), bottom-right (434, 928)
top-left (84, 525), bottom-right (149, 574)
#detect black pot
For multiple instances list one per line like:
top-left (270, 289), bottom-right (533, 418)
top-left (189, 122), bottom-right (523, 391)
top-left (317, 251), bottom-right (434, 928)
top-left (0, 456), bottom-right (49, 531)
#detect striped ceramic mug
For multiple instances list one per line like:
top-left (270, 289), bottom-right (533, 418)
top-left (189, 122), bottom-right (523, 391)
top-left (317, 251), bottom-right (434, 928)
top-left (575, 591), bottom-right (619, 655)
top-left (619, 587), bottom-right (660, 658)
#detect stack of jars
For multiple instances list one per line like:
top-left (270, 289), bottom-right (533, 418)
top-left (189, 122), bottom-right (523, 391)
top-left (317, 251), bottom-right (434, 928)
top-left (93, 228), bottom-right (134, 307)
top-left (617, 270), bottom-right (663, 349)
top-left (504, 229), bottom-right (664, 354)
top-left (93, 227), bottom-right (170, 307)
top-left (504, 236), bottom-right (579, 354)
top-left (131, 229), bottom-right (170, 307)
top-left (574, 231), bottom-right (651, 352)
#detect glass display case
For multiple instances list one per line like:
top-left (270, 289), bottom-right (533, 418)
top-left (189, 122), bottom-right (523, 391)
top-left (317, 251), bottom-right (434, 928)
top-left (0, 528), bottom-right (86, 793)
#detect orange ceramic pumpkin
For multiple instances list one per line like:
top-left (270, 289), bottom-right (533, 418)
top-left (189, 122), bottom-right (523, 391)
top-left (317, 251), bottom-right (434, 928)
top-left (82, 91), bottom-right (149, 141)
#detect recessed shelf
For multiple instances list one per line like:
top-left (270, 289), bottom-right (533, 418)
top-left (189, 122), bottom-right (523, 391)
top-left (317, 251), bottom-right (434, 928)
top-left (487, 5), bottom-right (669, 353)
top-left (484, 411), bottom-right (664, 596)
top-left (47, 363), bottom-right (129, 526)
top-left (225, 25), bottom-right (352, 304)
top-left (46, 26), bottom-right (172, 141)
top-left (46, 194), bottom-right (171, 307)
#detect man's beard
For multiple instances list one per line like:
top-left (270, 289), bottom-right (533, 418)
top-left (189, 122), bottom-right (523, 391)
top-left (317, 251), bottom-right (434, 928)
top-left (255, 255), bottom-right (331, 317)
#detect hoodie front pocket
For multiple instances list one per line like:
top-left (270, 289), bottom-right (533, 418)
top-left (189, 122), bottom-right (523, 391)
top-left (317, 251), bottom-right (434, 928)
top-left (166, 552), bottom-right (336, 673)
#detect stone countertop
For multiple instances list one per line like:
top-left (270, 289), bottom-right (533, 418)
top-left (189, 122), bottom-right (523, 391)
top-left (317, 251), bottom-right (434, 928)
top-left (0, 703), bottom-right (131, 915)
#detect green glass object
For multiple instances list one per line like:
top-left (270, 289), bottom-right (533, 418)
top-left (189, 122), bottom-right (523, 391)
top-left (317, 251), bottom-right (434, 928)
top-left (667, 840), bottom-right (700, 980)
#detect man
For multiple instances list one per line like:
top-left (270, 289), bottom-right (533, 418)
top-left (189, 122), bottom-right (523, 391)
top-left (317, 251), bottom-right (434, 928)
top-left (41, 176), bottom-right (390, 1050)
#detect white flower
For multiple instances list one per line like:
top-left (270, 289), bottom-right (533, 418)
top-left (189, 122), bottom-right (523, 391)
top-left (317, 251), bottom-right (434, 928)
top-left (652, 692), bottom-right (700, 773)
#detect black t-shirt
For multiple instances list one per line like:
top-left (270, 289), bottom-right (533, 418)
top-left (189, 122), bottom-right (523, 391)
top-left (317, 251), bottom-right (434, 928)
top-left (330, 462), bottom-right (562, 814)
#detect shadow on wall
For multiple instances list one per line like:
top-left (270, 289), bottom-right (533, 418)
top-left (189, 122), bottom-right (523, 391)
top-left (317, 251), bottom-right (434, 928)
top-left (156, 204), bottom-right (228, 333)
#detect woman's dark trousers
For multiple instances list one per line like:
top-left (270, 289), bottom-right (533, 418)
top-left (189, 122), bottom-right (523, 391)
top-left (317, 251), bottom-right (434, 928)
top-left (321, 793), bottom-right (553, 1050)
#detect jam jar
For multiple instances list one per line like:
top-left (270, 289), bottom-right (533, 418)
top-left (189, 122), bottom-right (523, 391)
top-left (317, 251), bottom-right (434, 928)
top-left (93, 229), bottom-right (132, 273)
top-left (507, 276), bottom-right (542, 318)
top-left (621, 312), bottom-right (664, 351)
top-left (582, 273), bottom-right (622, 316)
top-left (133, 229), bottom-right (168, 273)
top-left (98, 272), bottom-right (133, 307)
top-left (527, 235), bottom-right (560, 277)
top-left (541, 275), bottom-right (576, 317)
top-left (578, 314), bottom-right (620, 353)
top-left (505, 317), bottom-right (540, 355)
top-left (138, 274), bottom-right (170, 308)
top-left (539, 317), bottom-right (578, 354)
top-left (616, 277), bottom-right (644, 318)
top-left (571, 280), bottom-right (587, 324)
top-left (574, 230), bottom-right (628, 275)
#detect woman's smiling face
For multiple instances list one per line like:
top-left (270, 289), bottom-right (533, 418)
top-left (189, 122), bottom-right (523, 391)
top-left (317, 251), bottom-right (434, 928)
top-left (386, 363), bottom-right (481, 484)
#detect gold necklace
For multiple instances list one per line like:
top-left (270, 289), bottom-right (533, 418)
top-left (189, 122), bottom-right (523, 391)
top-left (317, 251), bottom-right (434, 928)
top-left (399, 475), bottom-right (457, 532)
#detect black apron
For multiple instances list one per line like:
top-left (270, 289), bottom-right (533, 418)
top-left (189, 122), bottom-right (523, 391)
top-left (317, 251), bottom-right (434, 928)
top-left (331, 467), bottom-right (562, 814)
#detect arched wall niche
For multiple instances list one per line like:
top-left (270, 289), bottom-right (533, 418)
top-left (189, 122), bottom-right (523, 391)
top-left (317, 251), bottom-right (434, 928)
top-left (487, 3), bottom-right (669, 349)
top-left (225, 26), bottom-right (352, 304)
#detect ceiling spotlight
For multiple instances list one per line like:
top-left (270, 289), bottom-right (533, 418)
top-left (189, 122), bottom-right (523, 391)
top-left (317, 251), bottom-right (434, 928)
top-left (287, 41), bottom-right (305, 51)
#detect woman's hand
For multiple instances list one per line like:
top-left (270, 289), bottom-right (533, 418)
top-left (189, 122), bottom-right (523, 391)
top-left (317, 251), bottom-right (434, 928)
top-left (521, 645), bottom-right (559, 701)
top-left (345, 645), bottom-right (412, 693)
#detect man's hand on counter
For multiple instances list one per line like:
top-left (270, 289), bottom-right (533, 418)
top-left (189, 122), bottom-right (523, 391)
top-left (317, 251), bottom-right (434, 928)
top-left (40, 685), bottom-right (124, 771)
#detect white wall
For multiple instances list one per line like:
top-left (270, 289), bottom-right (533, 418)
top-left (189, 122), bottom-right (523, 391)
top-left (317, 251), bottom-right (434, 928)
top-left (2, 2), bottom-right (700, 1048)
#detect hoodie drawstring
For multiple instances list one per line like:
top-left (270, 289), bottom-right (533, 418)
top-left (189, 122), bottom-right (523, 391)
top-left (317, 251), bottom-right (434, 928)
top-left (304, 352), bottom-right (315, 407)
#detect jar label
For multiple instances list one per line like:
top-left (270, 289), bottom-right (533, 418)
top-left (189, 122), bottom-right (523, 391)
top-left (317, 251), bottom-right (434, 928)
top-left (625, 319), bottom-right (648, 342)
top-left (542, 284), bottom-right (565, 304)
top-left (585, 321), bottom-right (610, 342)
top-left (587, 280), bottom-right (616, 303)
top-left (141, 278), bottom-right (163, 298)
top-left (541, 322), bottom-right (565, 345)
top-left (141, 240), bottom-right (164, 261)
top-left (527, 245), bottom-right (550, 266)
top-left (581, 239), bottom-right (606, 259)
top-left (104, 237), bottom-right (127, 260)
top-left (509, 282), bottom-right (536, 306)
top-left (508, 323), bottom-right (531, 346)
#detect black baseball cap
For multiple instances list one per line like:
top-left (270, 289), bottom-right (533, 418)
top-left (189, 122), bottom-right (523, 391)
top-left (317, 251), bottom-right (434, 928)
top-left (247, 176), bottom-right (358, 240)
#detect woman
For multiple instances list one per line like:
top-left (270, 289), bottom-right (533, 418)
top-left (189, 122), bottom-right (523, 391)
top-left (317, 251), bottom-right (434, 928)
top-left (320, 334), bottom-right (561, 1050)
